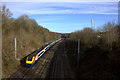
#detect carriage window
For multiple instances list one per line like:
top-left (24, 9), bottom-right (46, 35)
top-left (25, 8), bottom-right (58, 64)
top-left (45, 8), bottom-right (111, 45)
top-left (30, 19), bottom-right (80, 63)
top-left (38, 51), bottom-right (44, 57)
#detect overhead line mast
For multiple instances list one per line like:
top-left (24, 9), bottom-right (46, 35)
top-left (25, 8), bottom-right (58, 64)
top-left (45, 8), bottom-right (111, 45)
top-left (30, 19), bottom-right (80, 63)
top-left (91, 18), bottom-right (93, 29)
top-left (91, 18), bottom-right (95, 32)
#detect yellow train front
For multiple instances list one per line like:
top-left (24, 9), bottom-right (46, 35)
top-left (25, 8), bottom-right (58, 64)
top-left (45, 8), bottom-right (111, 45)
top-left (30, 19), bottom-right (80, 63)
top-left (26, 50), bottom-right (39, 67)
top-left (26, 46), bottom-right (47, 67)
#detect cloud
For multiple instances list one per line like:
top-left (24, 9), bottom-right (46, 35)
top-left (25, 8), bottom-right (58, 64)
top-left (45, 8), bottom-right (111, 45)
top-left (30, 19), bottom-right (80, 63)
top-left (19, 9), bottom-right (117, 15)
top-left (2, 2), bottom-right (117, 19)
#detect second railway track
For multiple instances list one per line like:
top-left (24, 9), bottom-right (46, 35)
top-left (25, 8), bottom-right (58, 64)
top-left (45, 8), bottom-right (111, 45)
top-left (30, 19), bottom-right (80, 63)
top-left (10, 40), bottom-right (74, 79)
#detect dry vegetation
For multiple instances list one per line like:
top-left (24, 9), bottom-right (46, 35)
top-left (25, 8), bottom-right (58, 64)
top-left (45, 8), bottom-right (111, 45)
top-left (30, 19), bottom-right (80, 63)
top-left (65, 22), bottom-right (120, 79)
top-left (1, 6), bottom-right (60, 78)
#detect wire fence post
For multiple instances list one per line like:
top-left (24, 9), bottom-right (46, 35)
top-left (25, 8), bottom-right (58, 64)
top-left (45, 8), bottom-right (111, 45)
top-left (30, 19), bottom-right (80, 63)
top-left (15, 37), bottom-right (17, 59)
top-left (78, 39), bottom-right (80, 67)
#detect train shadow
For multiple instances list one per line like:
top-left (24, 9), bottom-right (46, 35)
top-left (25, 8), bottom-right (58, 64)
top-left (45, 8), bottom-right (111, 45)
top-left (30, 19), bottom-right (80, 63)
top-left (20, 57), bottom-right (27, 67)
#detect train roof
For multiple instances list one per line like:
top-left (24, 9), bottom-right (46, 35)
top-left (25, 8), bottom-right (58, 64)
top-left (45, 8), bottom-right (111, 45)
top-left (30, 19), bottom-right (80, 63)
top-left (27, 40), bottom-right (55, 60)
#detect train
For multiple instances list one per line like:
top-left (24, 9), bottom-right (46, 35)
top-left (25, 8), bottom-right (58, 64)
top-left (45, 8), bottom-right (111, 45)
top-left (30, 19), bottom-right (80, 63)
top-left (26, 39), bottom-right (61, 67)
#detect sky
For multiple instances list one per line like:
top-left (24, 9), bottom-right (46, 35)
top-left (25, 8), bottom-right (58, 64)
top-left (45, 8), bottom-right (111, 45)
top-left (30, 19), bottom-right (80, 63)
top-left (1, 0), bottom-right (120, 2)
top-left (2, 2), bottom-right (118, 33)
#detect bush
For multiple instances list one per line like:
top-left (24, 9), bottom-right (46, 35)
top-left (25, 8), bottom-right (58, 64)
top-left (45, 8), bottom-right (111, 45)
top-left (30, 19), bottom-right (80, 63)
top-left (70, 27), bottom-right (99, 48)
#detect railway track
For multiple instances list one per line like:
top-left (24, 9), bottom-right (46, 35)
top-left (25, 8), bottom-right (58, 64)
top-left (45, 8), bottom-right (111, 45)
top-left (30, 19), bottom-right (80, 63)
top-left (10, 41), bottom-right (60, 79)
top-left (47, 40), bottom-right (74, 79)
top-left (9, 40), bottom-right (74, 79)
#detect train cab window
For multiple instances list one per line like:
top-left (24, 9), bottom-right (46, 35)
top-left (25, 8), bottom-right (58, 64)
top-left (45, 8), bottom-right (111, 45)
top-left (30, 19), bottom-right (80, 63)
top-left (28, 56), bottom-right (33, 61)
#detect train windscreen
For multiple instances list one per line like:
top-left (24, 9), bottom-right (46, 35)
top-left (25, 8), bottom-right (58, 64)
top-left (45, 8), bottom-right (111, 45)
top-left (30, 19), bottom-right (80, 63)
top-left (28, 50), bottom-right (38, 61)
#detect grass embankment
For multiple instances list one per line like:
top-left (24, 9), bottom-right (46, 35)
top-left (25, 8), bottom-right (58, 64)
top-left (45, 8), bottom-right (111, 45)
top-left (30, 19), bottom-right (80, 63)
top-left (2, 6), bottom-right (60, 78)
top-left (65, 23), bottom-right (120, 79)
